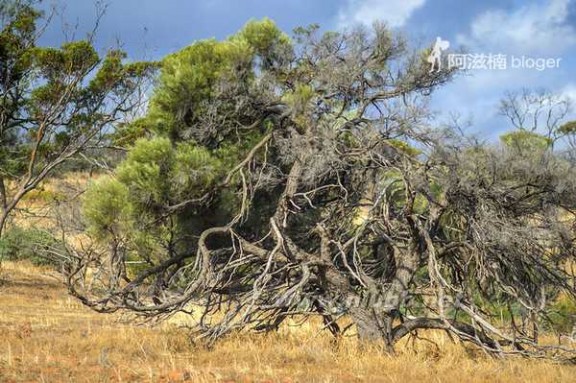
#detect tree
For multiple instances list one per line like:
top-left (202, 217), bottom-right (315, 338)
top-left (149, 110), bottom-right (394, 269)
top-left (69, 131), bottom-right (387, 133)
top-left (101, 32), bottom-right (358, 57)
top-left (558, 120), bottom-right (576, 163)
top-left (0, 0), bottom-right (156, 235)
top-left (65, 21), bottom-right (576, 359)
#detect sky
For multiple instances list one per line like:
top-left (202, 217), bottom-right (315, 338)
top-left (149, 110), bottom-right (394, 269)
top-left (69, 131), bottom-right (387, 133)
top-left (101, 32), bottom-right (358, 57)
top-left (36, 0), bottom-right (576, 139)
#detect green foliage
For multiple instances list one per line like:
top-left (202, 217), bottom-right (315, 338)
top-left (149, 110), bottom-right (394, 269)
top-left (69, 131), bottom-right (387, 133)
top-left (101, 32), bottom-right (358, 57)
top-left (115, 137), bottom-right (224, 208)
top-left (82, 176), bottom-right (132, 239)
top-left (83, 136), bottom-right (238, 258)
top-left (558, 120), bottom-right (576, 136)
top-left (32, 40), bottom-right (99, 77)
top-left (83, 19), bottom-right (290, 256)
top-left (143, 18), bottom-right (288, 143)
top-left (548, 294), bottom-right (576, 334)
top-left (282, 83), bottom-right (315, 120)
top-left (148, 39), bottom-right (250, 139)
top-left (111, 118), bottom-right (152, 146)
top-left (236, 18), bottom-right (290, 56)
top-left (0, 226), bottom-right (63, 266)
top-left (500, 129), bottom-right (552, 154)
top-left (116, 137), bottom-right (175, 207)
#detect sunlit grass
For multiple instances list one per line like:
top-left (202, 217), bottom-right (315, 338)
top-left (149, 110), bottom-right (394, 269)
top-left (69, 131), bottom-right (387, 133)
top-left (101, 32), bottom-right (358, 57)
top-left (0, 261), bottom-right (575, 382)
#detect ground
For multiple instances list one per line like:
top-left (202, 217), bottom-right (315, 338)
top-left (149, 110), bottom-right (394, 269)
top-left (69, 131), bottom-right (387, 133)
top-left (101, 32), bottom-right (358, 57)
top-left (0, 261), bottom-right (575, 382)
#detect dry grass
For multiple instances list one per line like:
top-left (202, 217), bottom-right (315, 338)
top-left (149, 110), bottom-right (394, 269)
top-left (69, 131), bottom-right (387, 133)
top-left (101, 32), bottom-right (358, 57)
top-left (0, 261), bottom-right (575, 382)
top-left (8, 172), bottom-right (93, 231)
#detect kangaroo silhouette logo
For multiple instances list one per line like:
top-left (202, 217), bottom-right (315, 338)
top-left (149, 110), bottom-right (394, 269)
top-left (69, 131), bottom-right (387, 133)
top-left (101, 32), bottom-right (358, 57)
top-left (428, 36), bottom-right (450, 73)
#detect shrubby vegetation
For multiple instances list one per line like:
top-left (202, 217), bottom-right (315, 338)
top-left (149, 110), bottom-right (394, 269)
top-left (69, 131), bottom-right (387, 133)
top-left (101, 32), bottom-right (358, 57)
top-left (0, 226), bottom-right (64, 266)
top-left (3, 1), bottom-right (576, 362)
top-left (0, 0), bottom-right (156, 235)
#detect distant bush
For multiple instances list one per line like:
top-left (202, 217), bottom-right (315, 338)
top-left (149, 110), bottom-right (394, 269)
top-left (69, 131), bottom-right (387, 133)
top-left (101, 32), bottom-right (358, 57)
top-left (0, 227), bottom-right (65, 267)
top-left (547, 294), bottom-right (576, 334)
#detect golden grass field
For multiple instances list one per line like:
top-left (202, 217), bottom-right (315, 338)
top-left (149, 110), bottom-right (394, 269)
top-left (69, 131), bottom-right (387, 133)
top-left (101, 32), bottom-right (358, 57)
top-left (0, 261), bottom-right (575, 382)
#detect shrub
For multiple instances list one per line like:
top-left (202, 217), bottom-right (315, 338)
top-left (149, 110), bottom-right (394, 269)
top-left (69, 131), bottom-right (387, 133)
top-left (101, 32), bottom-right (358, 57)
top-left (0, 227), bottom-right (65, 266)
top-left (547, 294), bottom-right (576, 334)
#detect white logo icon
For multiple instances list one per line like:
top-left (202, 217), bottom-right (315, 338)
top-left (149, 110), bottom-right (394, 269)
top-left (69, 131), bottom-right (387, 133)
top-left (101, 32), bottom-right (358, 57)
top-left (428, 36), bottom-right (450, 73)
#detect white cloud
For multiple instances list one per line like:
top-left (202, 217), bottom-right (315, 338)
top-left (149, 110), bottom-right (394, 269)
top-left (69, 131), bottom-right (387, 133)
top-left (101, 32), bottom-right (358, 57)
top-left (559, 84), bottom-right (576, 121)
top-left (430, 66), bottom-right (567, 138)
top-left (561, 84), bottom-right (576, 103)
top-left (434, 0), bottom-right (576, 139)
top-left (457, 0), bottom-right (576, 55)
top-left (337, 0), bottom-right (426, 29)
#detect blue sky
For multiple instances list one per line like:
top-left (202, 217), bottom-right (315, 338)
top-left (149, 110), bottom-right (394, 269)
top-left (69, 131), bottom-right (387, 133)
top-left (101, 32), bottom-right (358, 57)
top-left (37, 0), bottom-right (576, 139)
